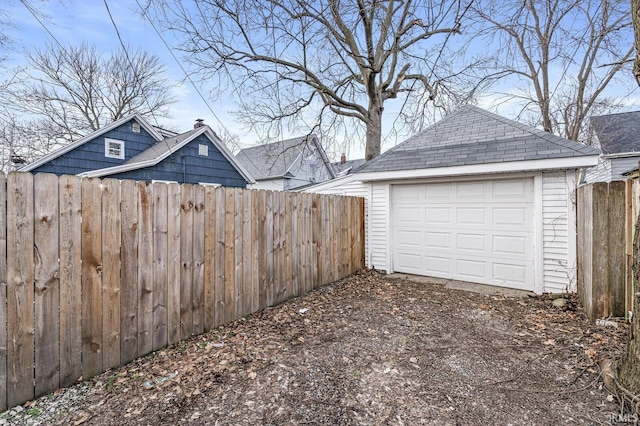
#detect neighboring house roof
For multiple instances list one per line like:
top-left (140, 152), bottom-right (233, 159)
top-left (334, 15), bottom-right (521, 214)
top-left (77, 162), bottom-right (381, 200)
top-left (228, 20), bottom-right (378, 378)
top-left (236, 134), bottom-right (336, 181)
top-left (21, 112), bottom-right (165, 172)
top-left (20, 112), bottom-right (255, 184)
top-left (333, 158), bottom-right (366, 176)
top-left (356, 105), bottom-right (599, 178)
top-left (590, 110), bottom-right (640, 155)
top-left (79, 126), bottom-right (255, 183)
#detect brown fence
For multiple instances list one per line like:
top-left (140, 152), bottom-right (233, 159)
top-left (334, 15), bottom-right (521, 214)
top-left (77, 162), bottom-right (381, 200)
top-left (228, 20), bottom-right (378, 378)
top-left (577, 181), bottom-right (629, 320)
top-left (0, 172), bottom-right (365, 411)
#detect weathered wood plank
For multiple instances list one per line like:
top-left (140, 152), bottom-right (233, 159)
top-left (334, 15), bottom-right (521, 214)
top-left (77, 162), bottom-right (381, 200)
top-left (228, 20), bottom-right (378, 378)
top-left (137, 182), bottom-right (154, 357)
top-left (152, 182), bottom-right (168, 351)
top-left (33, 173), bottom-right (60, 397)
top-left (81, 177), bottom-right (103, 379)
top-left (592, 183), bottom-right (608, 318)
top-left (192, 185), bottom-right (206, 335)
top-left (265, 191), bottom-right (274, 305)
top-left (224, 188), bottom-right (236, 323)
top-left (234, 189), bottom-right (244, 318)
top-left (59, 175), bottom-right (82, 388)
top-left (167, 183), bottom-right (181, 344)
top-left (321, 195), bottom-right (330, 285)
top-left (7, 172), bottom-right (35, 407)
top-left (101, 179), bottom-right (121, 371)
top-left (204, 186), bottom-right (216, 331)
top-left (299, 193), bottom-right (307, 295)
top-left (0, 173), bottom-right (6, 412)
top-left (242, 190), bottom-right (252, 317)
top-left (258, 191), bottom-right (267, 310)
top-left (312, 193), bottom-right (320, 289)
top-left (285, 194), bottom-right (293, 299)
top-left (331, 195), bottom-right (338, 283)
top-left (251, 190), bottom-right (260, 313)
top-left (278, 191), bottom-right (287, 301)
top-left (608, 181), bottom-right (626, 317)
top-left (290, 193), bottom-right (299, 297)
top-left (214, 187), bottom-right (226, 327)
top-left (180, 184), bottom-right (194, 338)
top-left (120, 179), bottom-right (139, 364)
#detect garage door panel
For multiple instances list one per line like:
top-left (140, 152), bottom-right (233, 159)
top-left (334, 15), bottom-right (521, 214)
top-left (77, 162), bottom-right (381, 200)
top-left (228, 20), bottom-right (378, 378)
top-left (392, 178), bottom-right (535, 291)
top-left (425, 207), bottom-right (451, 224)
top-left (457, 207), bottom-right (486, 225)
top-left (456, 233), bottom-right (486, 252)
top-left (456, 259), bottom-right (486, 279)
top-left (425, 231), bottom-right (451, 249)
top-left (424, 255), bottom-right (452, 275)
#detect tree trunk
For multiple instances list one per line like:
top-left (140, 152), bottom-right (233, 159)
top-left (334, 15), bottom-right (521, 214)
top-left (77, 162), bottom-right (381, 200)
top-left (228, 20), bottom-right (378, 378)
top-left (619, 200), bottom-right (640, 393)
top-left (364, 106), bottom-right (383, 161)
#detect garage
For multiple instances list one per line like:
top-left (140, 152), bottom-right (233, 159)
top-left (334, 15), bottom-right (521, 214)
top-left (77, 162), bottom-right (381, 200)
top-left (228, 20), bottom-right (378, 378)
top-left (392, 178), bottom-right (535, 291)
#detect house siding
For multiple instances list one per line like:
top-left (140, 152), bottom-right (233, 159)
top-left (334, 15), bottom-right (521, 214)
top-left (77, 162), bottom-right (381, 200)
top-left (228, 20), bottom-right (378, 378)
top-left (107, 135), bottom-right (247, 187)
top-left (611, 157), bottom-right (640, 181)
top-left (30, 119), bottom-right (157, 175)
top-left (541, 171), bottom-right (573, 293)
top-left (369, 182), bottom-right (389, 272)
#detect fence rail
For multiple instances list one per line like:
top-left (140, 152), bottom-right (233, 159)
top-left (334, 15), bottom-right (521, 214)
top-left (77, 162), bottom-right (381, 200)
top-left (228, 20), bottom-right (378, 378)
top-left (0, 172), bottom-right (365, 410)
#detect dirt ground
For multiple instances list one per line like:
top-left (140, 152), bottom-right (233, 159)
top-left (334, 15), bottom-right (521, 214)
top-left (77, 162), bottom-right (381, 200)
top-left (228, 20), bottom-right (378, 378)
top-left (2, 270), bottom-right (629, 425)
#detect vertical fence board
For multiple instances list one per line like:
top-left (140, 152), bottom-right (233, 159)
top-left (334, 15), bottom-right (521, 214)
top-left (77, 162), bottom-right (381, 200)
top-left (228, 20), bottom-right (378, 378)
top-left (291, 194), bottom-right (299, 297)
top-left (285, 195), bottom-right (293, 299)
top-left (234, 190), bottom-right (244, 318)
top-left (101, 179), bottom-right (121, 371)
top-left (167, 184), bottom-right (181, 344)
top-left (279, 192), bottom-right (288, 301)
top-left (242, 190), bottom-right (252, 318)
top-left (312, 194), bottom-right (320, 289)
top-left (7, 172), bottom-right (34, 407)
top-left (224, 188), bottom-right (236, 323)
top-left (180, 184), bottom-right (194, 338)
top-left (214, 187), bottom-right (226, 327)
top-left (137, 182), bottom-right (154, 357)
top-left (192, 185), bottom-right (205, 335)
top-left (0, 173), bottom-right (6, 412)
top-left (271, 192), bottom-right (280, 303)
top-left (152, 183), bottom-right (168, 351)
top-left (204, 187), bottom-right (216, 331)
top-left (258, 191), bottom-right (267, 310)
top-left (81, 178), bottom-right (102, 379)
top-left (265, 191), bottom-right (274, 305)
top-left (120, 180), bottom-right (138, 364)
top-left (59, 175), bottom-right (82, 387)
top-left (33, 174), bottom-right (60, 397)
top-left (251, 191), bottom-right (259, 313)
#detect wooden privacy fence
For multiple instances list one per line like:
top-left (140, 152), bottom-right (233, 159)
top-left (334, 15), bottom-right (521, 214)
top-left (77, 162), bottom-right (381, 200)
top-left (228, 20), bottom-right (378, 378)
top-left (0, 172), bottom-right (364, 411)
top-left (577, 181), bottom-right (629, 320)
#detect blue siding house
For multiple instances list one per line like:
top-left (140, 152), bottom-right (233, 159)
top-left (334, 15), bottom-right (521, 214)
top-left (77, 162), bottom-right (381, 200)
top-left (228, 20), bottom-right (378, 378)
top-left (21, 113), bottom-right (254, 187)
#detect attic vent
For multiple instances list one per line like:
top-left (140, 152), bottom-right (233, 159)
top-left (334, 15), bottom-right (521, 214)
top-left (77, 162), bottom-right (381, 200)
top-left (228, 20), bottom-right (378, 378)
top-left (132, 122), bottom-right (141, 133)
top-left (199, 144), bottom-right (208, 156)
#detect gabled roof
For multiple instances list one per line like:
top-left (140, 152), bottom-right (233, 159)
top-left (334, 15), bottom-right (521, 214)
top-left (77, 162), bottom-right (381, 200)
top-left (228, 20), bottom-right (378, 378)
top-left (80, 126), bottom-right (255, 183)
top-left (590, 110), bottom-right (640, 155)
top-left (20, 112), bottom-right (165, 172)
top-left (356, 105), bottom-right (600, 175)
top-left (333, 158), bottom-right (366, 176)
top-left (235, 134), bottom-right (336, 181)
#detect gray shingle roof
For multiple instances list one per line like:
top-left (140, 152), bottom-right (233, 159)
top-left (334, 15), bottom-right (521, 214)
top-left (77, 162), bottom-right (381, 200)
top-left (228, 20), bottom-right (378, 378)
top-left (125, 128), bottom-right (200, 165)
top-left (236, 135), bottom-right (335, 180)
top-left (590, 110), bottom-right (640, 155)
top-left (357, 105), bottom-right (600, 173)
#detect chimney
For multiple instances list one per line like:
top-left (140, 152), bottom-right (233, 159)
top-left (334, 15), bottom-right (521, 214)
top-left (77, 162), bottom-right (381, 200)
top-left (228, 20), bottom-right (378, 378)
top-left (340, 153), bottom-right (347, 164)
top-left (194, 118), bottom-right (205, 129)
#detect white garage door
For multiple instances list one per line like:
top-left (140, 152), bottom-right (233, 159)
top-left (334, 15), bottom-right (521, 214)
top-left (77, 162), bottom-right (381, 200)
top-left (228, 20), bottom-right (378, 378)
top-left (392, 179), bottom-right (535, 291)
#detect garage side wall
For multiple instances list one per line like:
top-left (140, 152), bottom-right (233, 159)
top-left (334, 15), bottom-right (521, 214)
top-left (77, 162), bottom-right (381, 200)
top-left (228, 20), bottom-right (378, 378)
top-left (541, 171), bottom-right (575, 293)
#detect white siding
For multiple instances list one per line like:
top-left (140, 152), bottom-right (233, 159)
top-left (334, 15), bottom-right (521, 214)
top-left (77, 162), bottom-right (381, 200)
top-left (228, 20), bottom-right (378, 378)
top-left (611, 157), bottom-right (640, 181)
top-left (249, 178), bottom-right (286, 191)
top-left (583, 157), bottom-right (611, 183)
top-left (541, 171), bottom-right (572, 292)
top-left (370, 183), bottom-right (390, 271)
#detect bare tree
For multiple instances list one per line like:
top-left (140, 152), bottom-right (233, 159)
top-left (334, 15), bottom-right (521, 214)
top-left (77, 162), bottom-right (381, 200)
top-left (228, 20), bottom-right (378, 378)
top-left (12, 42), bottom-right (176, 143)
top-left (149, 0), bottom-right (477, 160)
top-left (633, 0), bottom-right (640, 85)
top-left (472, 0), bottom-right (634, 141)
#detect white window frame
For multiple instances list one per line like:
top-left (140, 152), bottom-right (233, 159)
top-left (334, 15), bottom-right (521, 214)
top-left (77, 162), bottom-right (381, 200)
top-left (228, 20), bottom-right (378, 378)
top-left (105, 138), bottom-right (125, 159)
top-left (198, 144), bottom-right (209, 156)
